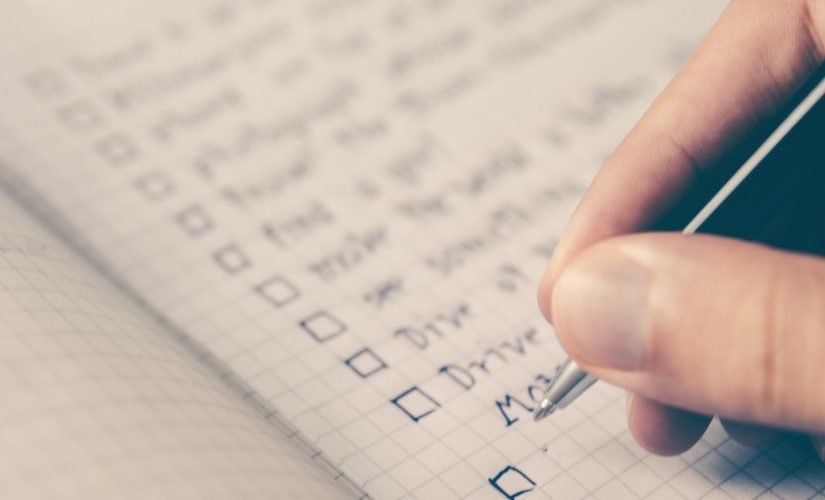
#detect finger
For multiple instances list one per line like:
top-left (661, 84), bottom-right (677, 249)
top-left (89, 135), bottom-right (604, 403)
top-left (551, 233), bottom-right (825, 434)
top-left (627, 393), bottom-right (711, 456)
top-left (719, 419), bottom-right (780, 448)
top-left (539, 0), bottom-right (825, 322)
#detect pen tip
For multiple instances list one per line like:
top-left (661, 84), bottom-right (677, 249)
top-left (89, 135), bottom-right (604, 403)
top-left (534, 399), bottom-right (555, 422)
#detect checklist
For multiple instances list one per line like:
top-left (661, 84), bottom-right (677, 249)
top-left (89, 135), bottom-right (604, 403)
top-left (0, 0), bottom-right (821, 498)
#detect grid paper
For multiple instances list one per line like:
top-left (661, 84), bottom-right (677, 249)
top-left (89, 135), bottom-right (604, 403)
top-left (0, 1), bottom-right (823, 498)
top-left (0, 189), bottom-right (354, 498)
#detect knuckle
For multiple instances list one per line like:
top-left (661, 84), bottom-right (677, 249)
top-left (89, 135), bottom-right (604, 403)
top-left (756, 255), bottom-right (825, 429)
top-left (754, 271), bottom-right (783, 420)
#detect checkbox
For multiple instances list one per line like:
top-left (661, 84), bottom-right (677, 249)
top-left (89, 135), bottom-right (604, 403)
top-left (299, 311), bottom-right (346, 343)
top-left (213, 244), bottom-right (251, 274)
top-left (344, 348), bottom-right (387, 378)
top-left (95, 134), bottom-right (139, 166)
top-left (391, 386), bottom-right (440, 422)
top-left (25, 70), bottom-right (68, 98)
top-left (488, 465), bottom-right (536, 499)
top-left (174, 205), bottom-right (213, 237)
top-left (134, 171), bottom-right (175, 201)
top-left (254, 275), bottom-right (299, 308)
top-left (56, 100), bottom-right (103, 131)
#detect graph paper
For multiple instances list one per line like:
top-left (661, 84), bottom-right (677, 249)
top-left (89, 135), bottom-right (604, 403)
top-left (0, 0), bottom-right (823, 498)
top-left (0, 187), bottom-right (355, 498)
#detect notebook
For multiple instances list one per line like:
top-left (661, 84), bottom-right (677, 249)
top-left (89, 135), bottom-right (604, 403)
top-left (0, 1), bottom-right (822, 498)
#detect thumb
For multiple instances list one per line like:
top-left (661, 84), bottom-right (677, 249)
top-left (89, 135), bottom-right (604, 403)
top-left (549, 232), bottom-right (825, 434)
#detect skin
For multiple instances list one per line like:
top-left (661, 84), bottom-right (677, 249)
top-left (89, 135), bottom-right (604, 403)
top-left (538, 0), bottom-right (825, 458)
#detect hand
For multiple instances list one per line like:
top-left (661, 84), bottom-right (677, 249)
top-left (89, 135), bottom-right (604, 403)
top-left (538, 0), bottom-right (825, 457)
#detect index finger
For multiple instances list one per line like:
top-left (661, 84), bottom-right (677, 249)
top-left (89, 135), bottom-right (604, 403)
top-left (539, 0), bottom-right (825, 317)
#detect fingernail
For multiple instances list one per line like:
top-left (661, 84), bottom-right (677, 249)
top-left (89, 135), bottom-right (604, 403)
top-left (553, 250), bottom-right (649, 370)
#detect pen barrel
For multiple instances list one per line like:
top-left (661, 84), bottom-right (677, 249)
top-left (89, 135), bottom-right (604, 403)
top-left (692, 70), bottom-right (825, 253)
top-left (544, 359), bottom-right (598, 409)
top-left (658, 63), bottom-right (825, 257)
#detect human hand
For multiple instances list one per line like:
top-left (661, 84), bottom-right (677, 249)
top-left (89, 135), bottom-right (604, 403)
top-left (538, 0), bottom-right (825, 457)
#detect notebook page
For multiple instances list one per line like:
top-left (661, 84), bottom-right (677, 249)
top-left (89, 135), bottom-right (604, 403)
top-left (0, 176), bottom-right (357, 496)
top-left (1, 1), bottom-right (823, 498)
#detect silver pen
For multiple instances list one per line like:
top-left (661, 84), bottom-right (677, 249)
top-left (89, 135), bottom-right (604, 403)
top-left (535, 63), bottom-right (825, 421)
top-left (534, 358), bottom-right (596, 420)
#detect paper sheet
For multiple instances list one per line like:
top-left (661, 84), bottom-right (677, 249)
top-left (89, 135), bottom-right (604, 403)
top-left (1, 1), bottom-right (823, 498)
top-left (0, 185), bottom-right (353, 499)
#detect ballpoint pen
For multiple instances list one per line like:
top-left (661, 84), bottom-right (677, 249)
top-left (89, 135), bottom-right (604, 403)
top-left (535, 62), bottom-right (825, 421)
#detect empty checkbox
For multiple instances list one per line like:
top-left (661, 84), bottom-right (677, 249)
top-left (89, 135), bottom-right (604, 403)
top-left (25, 70), bottom-right (68, 98)
top-left (56, 100), bottom-right (103, 131)
top-left (391, 386), bottom-right (440, 422)
top-left (488, 465), bottom-right (536, 499)
top-left (134, 171), bottom-right (175, 201)
top-left (344, 348), bottom-right (387, 378)
top-left (254, 275), bottom-right (299, 308)
top-left (174, 205), bottom-right (214, 237)
top-left (95, 134), bottom-right (139, 166)
top-left (213, 244), bottom-right (251, 274)
top-left (299, 311), bottom-right (346, 343)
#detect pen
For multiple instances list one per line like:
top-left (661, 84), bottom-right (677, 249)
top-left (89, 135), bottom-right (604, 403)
top-left (535, 62), bottom-right (825, 421)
